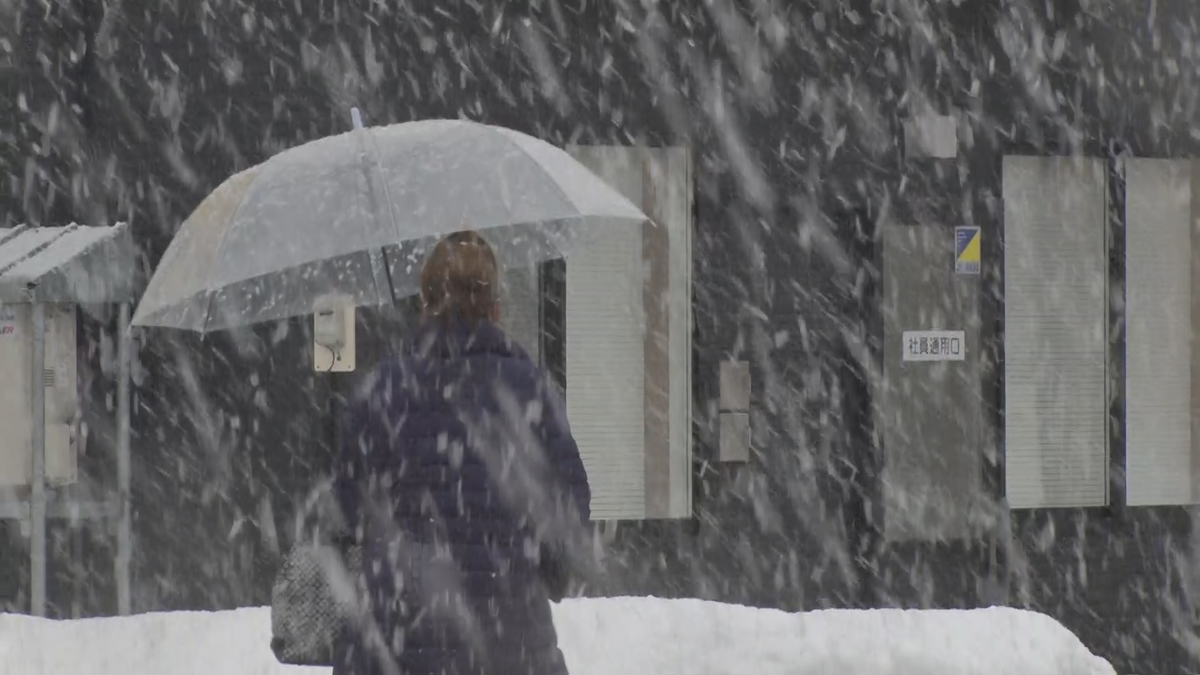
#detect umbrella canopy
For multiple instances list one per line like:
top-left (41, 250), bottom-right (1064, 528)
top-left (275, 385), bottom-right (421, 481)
top-left (132, 119), bottom-right (648, 333)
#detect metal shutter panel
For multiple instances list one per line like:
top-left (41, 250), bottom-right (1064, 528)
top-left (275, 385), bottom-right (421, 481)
top-left (1003, 156), bottom-right (1108, 509)
top-left (500, 266), bottom-right (540, 366)
top-left (1124, 159), bottom-right (1192, 506)
top-left (565, 147), bottom-right (647, 520)
top-left (657, 147), bottom-right (694, 519)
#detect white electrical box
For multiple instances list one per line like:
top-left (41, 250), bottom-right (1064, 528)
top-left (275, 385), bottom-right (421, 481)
top-left (313, 294), bottom-right (356, 372)
top-left (0, 303), bottom-right (79, 487)
top-left (314, 303), bottom-right (346, 351)
top-left (904, 111), bottom-right (959, 159)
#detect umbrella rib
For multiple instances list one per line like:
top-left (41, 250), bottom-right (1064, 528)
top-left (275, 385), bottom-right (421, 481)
top-left (197, 172), bottom-right (262, 335)
top-left (492, 129), bottom-right (582, 216)
top-left (367, 129), bottom-right (406, 302)
top-left (355, 127), bottom-right (400, 307)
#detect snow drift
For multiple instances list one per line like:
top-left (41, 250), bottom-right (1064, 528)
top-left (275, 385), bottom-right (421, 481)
top-left (0, 596), bottom-right (1116, 675)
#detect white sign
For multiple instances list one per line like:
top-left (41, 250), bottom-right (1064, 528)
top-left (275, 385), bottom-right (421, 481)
top-left (902, 330), bottom-right (965, 361)
top-left (0, 306), bottom-right (15, 338)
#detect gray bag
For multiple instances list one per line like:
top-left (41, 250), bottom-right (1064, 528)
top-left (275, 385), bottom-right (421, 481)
top-left (270, 540), bottom-right (363, 666)
top-left (270, 479), bottom-right (363, 666)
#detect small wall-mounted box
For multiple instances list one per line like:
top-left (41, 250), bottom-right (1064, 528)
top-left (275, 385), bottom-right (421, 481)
top-left (719, 360), bottom-right (751, 412)
top-left (719, 411), bottom-right (750, 463)
top-left (903, 111), bottom-right (958, 160)
top-left (718, 360), bottom-right (751, 462)
top-left (313, 294), bottom-right (356, 373)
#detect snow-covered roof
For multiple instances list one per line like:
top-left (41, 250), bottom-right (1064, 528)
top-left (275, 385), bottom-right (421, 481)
top-left (0, 222), bottom-right (136, 304)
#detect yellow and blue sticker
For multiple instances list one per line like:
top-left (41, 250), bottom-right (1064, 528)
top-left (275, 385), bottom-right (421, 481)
top-left (955, 226), bottom-right (980, 275)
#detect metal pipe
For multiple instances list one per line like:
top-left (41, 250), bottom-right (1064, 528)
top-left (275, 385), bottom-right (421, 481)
top-left (30, 302), bottom-right (46, 617)
top-left (71, 484), bottom-right (82, 619)
top-left (116, 302), bottom-right (132, 615)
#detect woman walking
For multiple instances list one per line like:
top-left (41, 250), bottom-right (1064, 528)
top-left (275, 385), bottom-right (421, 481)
top-left (332, 230), bottom-right (592, 675)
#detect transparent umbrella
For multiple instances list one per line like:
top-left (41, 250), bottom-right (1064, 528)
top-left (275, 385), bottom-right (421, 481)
top-left (131, 117), bottom-right (648, 333)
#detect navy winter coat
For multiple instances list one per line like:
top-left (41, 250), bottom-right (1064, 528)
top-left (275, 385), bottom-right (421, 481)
top-left (332, 318), bottom-right (592, 675)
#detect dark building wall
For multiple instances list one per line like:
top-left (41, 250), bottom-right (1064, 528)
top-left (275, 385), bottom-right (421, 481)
top-left (1, 0), bottom-right (1198, 673)
top-left (987, 3), bottom-right (1200, 673)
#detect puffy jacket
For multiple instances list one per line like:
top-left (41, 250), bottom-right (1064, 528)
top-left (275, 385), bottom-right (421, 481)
top-left (332, 317), bottom-right (591, 675)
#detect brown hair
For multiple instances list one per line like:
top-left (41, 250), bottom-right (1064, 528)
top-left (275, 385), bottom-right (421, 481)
top-left (419, 230), bottom-right (500, 322)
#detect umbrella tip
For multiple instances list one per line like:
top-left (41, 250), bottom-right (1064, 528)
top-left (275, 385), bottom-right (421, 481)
top-left (350, 107), bottom-right (364, 130)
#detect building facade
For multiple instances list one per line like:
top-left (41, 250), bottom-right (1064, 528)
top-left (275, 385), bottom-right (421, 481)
top-left (1, 1), bottom-right (1198, 673)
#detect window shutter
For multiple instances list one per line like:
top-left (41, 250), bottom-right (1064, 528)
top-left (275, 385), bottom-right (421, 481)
top-left (1124, 159), bottom-right (1193, 506)
top-left (652, 147), bottom-right (694, 519)
top-left (500, 266), bottom-right (540, 366)
top-left (565, 147), bottom-right (647, 520)
top-left (1003, 156), bottom-right (1108, 509)
top-left (559, 146), bottom-right (693, 521)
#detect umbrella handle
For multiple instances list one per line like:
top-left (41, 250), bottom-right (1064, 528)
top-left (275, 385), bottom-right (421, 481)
top-left (351, 107), bottom-right (364, 130)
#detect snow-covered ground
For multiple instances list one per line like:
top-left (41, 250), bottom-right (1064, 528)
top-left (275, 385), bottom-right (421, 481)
top-left (0, 596), bottom-right (1116, 675)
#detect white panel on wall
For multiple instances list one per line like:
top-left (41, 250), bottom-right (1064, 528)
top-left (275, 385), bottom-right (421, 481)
top-left (0, 302), bottom-right (32, 486)
top-left (0, 303), bottom-right (78, 487)
top-left (500, 266), bottom-right (540, 366)
top-left (561, 146), bottom-right (693, 521)
top-left (657, 147), bottom-right (694, 520)
top-left (1003, 156), bottom-right (1109, 509)
top-left (564, 147), bottom-right (647, 520)
top-left (1124, 158), bottom-right (1193, 506)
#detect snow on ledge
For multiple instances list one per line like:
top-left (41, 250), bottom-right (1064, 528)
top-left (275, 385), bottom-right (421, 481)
top-left (0, 596), bottom-right (1116, 675)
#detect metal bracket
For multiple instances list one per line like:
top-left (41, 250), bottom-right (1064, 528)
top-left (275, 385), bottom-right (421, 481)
top-left (718, 361), bottom-right (751, 462)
